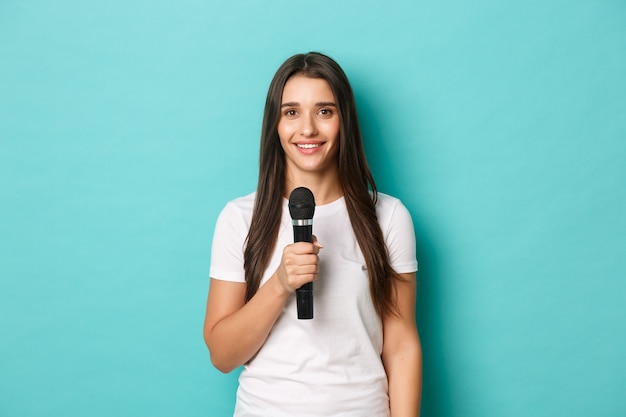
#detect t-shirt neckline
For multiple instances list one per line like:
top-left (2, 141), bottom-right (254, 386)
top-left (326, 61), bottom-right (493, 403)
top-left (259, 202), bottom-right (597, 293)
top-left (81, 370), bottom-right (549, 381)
top-left (282, 195), bottom-right (345, 216)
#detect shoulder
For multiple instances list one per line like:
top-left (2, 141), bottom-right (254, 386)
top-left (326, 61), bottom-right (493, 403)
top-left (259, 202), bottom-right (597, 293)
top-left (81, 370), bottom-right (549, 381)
top-left (374, 192), bottom-right (414, 231)
top-left (214, 191), bottom-right (256, 232)
top-left (219, 191), bottom-right (256, 218)
top-left (210, 193), bottom-right (257, 282)
top-left (375, 192), bottom-right (418, 272)
top-left (375, 192), bottom-right (401, 208)
top-left (224, 191), bottom-right (256, 211)
top-left (375, 192), bottom-right (408, 216)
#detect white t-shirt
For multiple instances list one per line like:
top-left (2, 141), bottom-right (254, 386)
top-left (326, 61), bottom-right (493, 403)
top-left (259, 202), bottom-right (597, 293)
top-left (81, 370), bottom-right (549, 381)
top-left (210, 192), bottom-right (417, 417)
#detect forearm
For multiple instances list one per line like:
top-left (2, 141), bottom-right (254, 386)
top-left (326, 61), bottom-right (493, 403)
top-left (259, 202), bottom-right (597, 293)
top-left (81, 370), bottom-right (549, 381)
top-left (385, 340), bottom-right (422, 417)
top-left (205, 274), bottom-right (289, 373)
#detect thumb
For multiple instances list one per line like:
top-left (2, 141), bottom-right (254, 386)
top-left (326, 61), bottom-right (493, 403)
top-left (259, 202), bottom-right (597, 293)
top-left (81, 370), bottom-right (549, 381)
top-left (312, 235), bottom-right (323, 249)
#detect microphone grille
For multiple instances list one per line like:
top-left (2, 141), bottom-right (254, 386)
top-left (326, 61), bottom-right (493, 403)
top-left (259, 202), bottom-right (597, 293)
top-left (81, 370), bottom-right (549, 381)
top-left (288, 187), bottom-right (316, 220)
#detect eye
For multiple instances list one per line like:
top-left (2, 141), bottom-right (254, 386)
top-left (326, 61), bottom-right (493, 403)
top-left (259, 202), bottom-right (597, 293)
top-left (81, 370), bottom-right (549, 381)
top-left (283, 109), bottom-right (298, 118)
top-left (318, 108), bottom-right (334, 118)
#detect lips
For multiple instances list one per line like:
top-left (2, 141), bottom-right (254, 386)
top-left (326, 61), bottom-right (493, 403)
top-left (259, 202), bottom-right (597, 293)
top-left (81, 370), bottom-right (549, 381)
top-left (295, 141), bottom-right (324, 150)
top-left (294, 142), bottom-right (324, 155)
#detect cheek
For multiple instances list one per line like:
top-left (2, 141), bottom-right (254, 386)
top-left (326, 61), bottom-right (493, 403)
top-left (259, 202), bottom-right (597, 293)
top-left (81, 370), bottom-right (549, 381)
top-left (276, 124), bottom-right (286, 148)
top-left (277, 120), bottom-right (293, 142)
top-left (327, 119), bottom-right (340, 141)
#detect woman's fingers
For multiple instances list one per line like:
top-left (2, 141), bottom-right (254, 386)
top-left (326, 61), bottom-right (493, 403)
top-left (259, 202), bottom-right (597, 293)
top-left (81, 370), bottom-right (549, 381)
top-left (277, 241), bottom-right (323, 292)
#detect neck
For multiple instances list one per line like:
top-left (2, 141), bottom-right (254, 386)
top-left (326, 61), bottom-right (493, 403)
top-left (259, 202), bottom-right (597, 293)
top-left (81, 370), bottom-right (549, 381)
top-left (284, 171), bottom-right (343, 206)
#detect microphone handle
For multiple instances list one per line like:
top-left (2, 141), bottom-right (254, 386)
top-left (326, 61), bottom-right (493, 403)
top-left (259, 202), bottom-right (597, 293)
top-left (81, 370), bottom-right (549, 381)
top-left (293, 224), bottom-right (313, 319)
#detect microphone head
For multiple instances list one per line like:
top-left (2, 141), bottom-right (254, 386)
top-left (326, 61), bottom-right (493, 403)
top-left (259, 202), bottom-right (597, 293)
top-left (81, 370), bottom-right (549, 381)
top-left (288, 187), bottom-right (316, 220)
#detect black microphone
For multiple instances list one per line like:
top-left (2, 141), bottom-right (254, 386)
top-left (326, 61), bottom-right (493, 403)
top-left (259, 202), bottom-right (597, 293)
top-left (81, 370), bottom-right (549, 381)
top-left (288, 187), bottom-right (316, 320)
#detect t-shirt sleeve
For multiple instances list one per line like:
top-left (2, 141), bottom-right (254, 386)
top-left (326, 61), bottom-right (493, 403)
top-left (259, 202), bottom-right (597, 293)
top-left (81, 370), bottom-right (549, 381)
top-left (209, 202), bottom-right (248, 283)
top-left (385, 199), bottom-right (418, 274)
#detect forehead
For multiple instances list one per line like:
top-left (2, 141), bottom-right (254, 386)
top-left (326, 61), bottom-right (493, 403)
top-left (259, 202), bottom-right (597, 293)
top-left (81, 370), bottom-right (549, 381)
top-left (281, 76), bottom-right (335, 103)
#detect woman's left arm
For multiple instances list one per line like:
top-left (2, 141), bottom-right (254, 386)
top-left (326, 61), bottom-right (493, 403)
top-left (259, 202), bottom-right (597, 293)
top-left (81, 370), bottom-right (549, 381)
top-left (382, 271), bottom-right (422, 417)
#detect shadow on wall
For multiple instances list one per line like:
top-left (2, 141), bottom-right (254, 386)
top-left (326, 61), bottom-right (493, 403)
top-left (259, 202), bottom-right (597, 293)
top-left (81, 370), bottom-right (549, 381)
top-left (355, 85), bottom-right (450, 417)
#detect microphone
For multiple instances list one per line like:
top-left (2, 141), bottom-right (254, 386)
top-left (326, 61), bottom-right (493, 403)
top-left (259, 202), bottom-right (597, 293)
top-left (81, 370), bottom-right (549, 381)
top-left (288, 187), bottom-right (316, 320)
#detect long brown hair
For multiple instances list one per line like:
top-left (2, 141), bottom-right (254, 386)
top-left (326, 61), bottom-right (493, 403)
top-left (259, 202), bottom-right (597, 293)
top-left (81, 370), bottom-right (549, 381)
top-left (244, 52), bottom-right (401, 317)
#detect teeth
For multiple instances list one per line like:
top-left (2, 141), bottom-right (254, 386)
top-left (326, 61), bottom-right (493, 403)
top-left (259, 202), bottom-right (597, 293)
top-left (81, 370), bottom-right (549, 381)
top-left (297, 144), bottom-right (320, 149)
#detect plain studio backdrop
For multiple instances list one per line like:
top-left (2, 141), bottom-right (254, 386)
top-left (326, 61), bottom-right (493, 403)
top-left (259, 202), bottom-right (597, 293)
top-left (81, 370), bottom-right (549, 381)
top-left (1, 1), bottom-right (624, 416)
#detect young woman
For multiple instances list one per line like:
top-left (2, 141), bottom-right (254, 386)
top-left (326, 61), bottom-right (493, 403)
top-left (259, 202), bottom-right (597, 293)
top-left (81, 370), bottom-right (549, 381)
top-left (204, 52), bottom-right (422, 417)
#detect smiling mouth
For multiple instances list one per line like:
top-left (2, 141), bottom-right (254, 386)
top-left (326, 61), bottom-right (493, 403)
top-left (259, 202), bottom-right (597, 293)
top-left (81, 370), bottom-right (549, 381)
top-left (296, 143), bottom-right (321, 149)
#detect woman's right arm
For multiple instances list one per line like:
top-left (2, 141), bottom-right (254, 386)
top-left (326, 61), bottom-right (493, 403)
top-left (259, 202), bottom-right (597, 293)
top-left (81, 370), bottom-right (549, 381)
top-left (203, 241), bottom-right (321, 373)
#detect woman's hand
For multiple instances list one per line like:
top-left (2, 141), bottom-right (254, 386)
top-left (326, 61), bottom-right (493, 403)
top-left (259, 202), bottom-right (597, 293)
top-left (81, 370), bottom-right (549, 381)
top-left (276, 237), bottom-right (323, 294)
top-left (204, 236), bottom-right (323, 373)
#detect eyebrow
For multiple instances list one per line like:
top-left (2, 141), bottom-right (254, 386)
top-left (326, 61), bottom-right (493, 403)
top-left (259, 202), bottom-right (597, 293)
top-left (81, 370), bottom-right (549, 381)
top-left (280, 101), bottom-right (337, 108)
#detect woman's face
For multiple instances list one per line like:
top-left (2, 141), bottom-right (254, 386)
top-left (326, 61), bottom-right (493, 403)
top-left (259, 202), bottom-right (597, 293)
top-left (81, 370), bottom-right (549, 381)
top-left (277, 75), bottom-right (340, 179)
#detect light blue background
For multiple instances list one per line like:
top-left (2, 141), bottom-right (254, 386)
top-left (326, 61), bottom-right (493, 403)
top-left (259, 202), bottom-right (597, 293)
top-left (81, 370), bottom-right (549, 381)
top-left (1, 1), bottom-right (625, 416)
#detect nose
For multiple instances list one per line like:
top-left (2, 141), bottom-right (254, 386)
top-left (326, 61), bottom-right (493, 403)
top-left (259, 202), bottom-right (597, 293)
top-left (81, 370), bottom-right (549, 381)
top-left (300, 112), bottom-right (318, 137)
